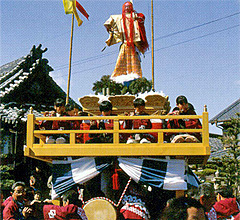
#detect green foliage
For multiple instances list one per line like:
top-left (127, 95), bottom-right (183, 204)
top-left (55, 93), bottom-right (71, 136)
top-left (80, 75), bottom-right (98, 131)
top-left (195, 168), bottom-right (216, 177)
top-left (0, 164), bottom-right (15, 190)
top-left (128, 78), bottom-right (152, 95)
top-left (92, 75), bottom-right (152, 95)
top-left (210, 114), bottom-right (240, 196)
top-left (92, 75), bottom-right (123, 95)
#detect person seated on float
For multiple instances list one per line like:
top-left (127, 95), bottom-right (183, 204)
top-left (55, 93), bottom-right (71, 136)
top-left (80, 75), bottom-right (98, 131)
top-left (125, 98), bottom-right (155, 143)
top-left (87, 100), bottom-right (116, 143)
top-left (39, 98), bottom-right (72, 144)
top-left (166, 95), bottom-right (202, 143)
top-left (65, 103), bottom-right (85, 143)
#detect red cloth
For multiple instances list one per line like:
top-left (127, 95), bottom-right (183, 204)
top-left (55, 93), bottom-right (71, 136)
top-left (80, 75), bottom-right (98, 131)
top-left (213, 198), bottom-right (240, 219)
top-left (43, 204), bottom-right (87, 220)
top-left (39, 113), bottom-right (72, 130)
top-left (125, 112), bottom-right (152, 130)
top-left (3, 200), bottom-right (23, 220)
top-left (120, 203), bottom-right (150, 220)
top-left (122, 2), bottom-right (134, 50)
top-left (2, 196), bottom-right (13, 209)
top-left (71, 120), bottom-right (84, 143)
top-left (136, 13), bottom-right (149, 53)
top-left (235, 212), bottom-right (240, 220)
top-left (166, 108), bottom-right (202, 141)
top-left (76, 1), bottom-right (89, 20)
top-left (149, 119), bottom-right (163, 143)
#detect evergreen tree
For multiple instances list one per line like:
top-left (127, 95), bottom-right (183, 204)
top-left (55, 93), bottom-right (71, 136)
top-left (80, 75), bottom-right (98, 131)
top-left (92, 75), bottom-right (123, 95)
top-left (92, 75), bottom-right (152, 95)
top-left (212, 114), bottom-right (240, 196)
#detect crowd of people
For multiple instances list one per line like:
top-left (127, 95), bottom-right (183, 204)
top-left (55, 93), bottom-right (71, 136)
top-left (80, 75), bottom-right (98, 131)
top-left (1, 181), bottom-right (88, 219)
top-left (37, 95), bottom-right (203, 145)
top-left (4, 95), bottom-right (236, 219)
top-left (1, 180), bottom-right (240, 219)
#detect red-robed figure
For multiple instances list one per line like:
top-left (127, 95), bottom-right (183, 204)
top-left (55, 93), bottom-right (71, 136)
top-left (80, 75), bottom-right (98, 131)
top-left (104, 1), bottom-right (149, 82)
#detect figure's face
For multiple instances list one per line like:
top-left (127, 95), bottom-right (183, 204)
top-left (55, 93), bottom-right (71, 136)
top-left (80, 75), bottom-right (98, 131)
top-left (135, 105), bottom-right (145, 114)
top-left (177, 102), bottom-right (188, 112)
top-left (55, 105), bottom-right (65, 114)
top-left (12, 186), bottom-right (25, 202)
top-left (68, 108), bottom-right (79, 116)
top-left (34, 193), bottom-right (41, 201)
top-left (73, 108), bottom-right (79, 116)
top-left (187, 207), bottom-right (206, 220)
top-left (123, 2), bottom-right (133, 13)
top-left (102, 110), bottom-right (111, 116)
top-left (200, 195), bottom-right (216, 212)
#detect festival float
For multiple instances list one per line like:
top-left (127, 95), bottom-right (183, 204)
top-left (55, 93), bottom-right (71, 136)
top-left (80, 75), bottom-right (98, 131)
top-left (24, 1), bottom-right (210, 219)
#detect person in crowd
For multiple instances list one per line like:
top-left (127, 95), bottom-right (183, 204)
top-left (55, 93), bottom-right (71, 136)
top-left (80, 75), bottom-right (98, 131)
top-left (31, 189), bottom-right (88, 220)
top-left (39, 98), bottom-right (72, 144)
top-left (29, 166), bottom-right (44, 193)
top-left (33, 191), bottom-right (42, 202)
top-left (65, 103), bottom-right (82, 117)
top-left (188, 182), bottom-right (217, 219)
top-left (235, 212), bottom-right (240, 220)
top-left (196, 183), bottom-right (216, 213)
top-left (3, 181), bottom-right (33, 220)
top-left (166, 95), bottom-right (202, 143)
top-left (208, 186), bottom-right (240, 220)
top-left (125, 98), bottom-right (154, 143)
top-left (159, 196), bottom-right (207, 220)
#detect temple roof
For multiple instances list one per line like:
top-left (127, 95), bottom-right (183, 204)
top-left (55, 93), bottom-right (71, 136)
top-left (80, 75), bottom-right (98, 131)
top-left (0, 44), bottom-right (75, 126)
top-left (209, 98), bottom-right (240, 124)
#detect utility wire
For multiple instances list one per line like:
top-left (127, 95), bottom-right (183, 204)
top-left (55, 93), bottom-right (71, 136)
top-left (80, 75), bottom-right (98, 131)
top-left (155, 12), bottom-right (240, 41)
top-left (53, 12), bottom-right (240, 71)
top-left (54, 23), bottom-right (239, 78)
top-left (154, 24), bottom-right (239, 52)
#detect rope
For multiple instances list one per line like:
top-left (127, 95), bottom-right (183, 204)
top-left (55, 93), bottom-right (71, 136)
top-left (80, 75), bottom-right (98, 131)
top-left (116, 177), bottom-right (132, 207)
top-left (84, 197), bottom-right (117, 207)
top-left (81, 177), bottom-right (132, 207)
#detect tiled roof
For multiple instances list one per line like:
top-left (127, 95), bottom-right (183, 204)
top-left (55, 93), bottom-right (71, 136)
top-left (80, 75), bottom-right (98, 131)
top-left (0, 45), bottom-right (53, 99)
top-left (0, 44), bottom-right (79, 126)
top-left (208, 136), bottom-right (240, 162)
top-left (209, 98), bottom-right (240, 124)
top-left (208, 137), bottom-right (226, 161)
top-left (0, 103), bottom-right (44, 125)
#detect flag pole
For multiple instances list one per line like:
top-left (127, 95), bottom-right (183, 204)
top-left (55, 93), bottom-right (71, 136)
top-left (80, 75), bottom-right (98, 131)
top-left (151, 0), bottom-right (155, 91)
top-left (66, 13), bottom-right (74, 105)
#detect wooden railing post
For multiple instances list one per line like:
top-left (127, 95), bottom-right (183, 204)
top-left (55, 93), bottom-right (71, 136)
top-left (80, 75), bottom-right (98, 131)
top-left (202, 105), bottom-right (209, 148)
top-left (113, 119), bottom-right (119, 144)
top-left (27, 114), bottom-right (35, 149)
top-left (70, 133), bottom-right (75, 145)
top-left (158, 132), bottom-right (164, 144)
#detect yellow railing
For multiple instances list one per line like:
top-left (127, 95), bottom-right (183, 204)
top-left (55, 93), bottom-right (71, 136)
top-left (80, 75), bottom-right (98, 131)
top-left (25, 111), bottom-right (210, 164)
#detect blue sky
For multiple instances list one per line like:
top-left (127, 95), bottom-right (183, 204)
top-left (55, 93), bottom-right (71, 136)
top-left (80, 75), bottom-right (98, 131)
top-left (1, 0), bottom-right (239, 134)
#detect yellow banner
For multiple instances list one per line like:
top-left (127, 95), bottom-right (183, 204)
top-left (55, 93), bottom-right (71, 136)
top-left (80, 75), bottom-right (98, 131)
top-left (63, 0), bottom-right (73, 14)
top-left (63, 0), bottom-right (83, 26)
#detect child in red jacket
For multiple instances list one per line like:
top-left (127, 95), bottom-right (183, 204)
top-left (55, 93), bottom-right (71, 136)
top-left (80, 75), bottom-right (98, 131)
top-left (166, 96), bottom-right (202, 143)
top-left (125, 98), bottom-right (154, 143)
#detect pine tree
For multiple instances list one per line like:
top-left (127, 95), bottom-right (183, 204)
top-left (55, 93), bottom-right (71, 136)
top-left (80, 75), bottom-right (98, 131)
top-left (92, 75), bottom-right (123, 95)
top-left (212, 114), bottom-right (240, 196)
